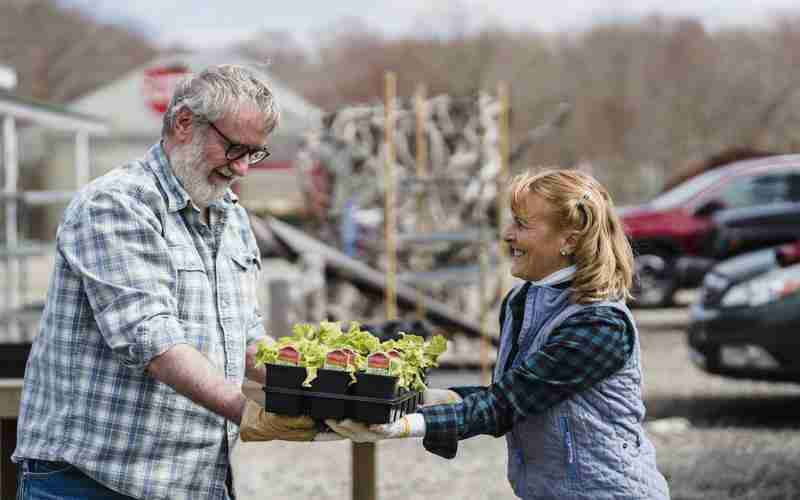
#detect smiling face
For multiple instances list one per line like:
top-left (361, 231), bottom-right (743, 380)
top-left (169, 105), bottom-right (269, 208)
top-left (503, 192), bottom-right (574, 282)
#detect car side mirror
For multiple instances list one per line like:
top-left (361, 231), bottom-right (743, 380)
top-left (695, 199), bottom-right (725, 217)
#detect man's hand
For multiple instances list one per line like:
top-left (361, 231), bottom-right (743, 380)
top-left (325, 414), bottom-right (425, 443)
top-left (239, 399), bottom-right (319, 442)
top-left (422, 388), bottom-right (462, 406)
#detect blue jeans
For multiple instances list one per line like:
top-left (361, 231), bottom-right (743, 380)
top-left (17, 459), bottom-right (134, 500)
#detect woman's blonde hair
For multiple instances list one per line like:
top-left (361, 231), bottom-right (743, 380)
top-left (509, 168), bottom-right (634, 303)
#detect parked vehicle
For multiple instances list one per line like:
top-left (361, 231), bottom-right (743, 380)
top-left (674, 201), bottom-right (800, 289)
top-left (687, 240), bottom-right (800, 382)
top-left (620, 155), bottom-right (800, 307)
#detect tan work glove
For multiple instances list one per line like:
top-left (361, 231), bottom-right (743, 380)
top-left (239, 399), bottom-right (319, 442)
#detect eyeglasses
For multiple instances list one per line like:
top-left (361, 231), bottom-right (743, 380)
top-left (207, 121), bottom-right (270, 165)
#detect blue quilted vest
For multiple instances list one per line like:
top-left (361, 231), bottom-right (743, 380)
top-left (494, 279), bottom-right (670, 499)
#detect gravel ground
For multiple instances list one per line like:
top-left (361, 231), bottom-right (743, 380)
top-left (232, 305), bottom-right (800, 500)
top-left (232, 435), bottom-right (513, 500)
top-left (641, 326), bottom-right (800, 500)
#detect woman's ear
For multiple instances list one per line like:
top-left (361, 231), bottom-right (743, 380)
top-left (562, 231), bottom-right (579, 255)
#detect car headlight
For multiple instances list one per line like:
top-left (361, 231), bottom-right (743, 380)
top-left (721, 264), bottom-right (800, 307)
top-left (703, 272), bottom-right (729, 291)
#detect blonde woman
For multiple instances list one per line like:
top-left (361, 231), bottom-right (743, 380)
top-left (329, 169), bottom-right (670, 499)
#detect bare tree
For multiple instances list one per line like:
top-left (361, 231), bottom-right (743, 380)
top-left (0, 0), bottom-right (156, 103)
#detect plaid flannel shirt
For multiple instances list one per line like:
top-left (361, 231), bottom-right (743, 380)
top-left (420, 295), bottom-right (633, 459)
top-left (13, 143), bottom-right (265, 499)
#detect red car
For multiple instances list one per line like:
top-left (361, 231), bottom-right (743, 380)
top-left (620, 155), bottom-right (800, 307)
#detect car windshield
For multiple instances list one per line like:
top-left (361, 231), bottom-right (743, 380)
top-left (648, 168), bottom-right (732, 210)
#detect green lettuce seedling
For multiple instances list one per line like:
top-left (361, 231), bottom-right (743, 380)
top-left (254, 321), bottom-right (448, 391)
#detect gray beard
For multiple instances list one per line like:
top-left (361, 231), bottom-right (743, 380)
top-left (170, 134), bottom-right (230, 209)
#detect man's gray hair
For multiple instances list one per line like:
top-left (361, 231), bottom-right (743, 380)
top-left (161, 64), bottom-right (280, 138)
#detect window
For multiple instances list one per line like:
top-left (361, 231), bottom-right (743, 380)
top-left (715, 172), bottom-right (800, 209)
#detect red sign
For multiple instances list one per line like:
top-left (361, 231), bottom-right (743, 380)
top-left (143, 64), bottom-right (190, 115)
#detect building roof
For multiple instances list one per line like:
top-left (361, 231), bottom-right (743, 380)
top-left (68, 50), bottom-right (321, 141)
top-left (0, 91), bottom-right (107, 134)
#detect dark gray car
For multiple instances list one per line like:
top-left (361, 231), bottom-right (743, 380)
top-left (688, 241), bottom-right (800, 381)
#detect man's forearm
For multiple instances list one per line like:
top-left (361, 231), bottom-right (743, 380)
top-left (147, 344), bottom-right (248, 424)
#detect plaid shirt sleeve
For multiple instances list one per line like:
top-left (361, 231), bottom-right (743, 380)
top-left (58, 188), bottom-right (188, 371)
top-left (420, 305), bottom-right (633, 459)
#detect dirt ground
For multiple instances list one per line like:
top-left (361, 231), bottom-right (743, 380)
top-left (641, 324), bottom-right (800, 500)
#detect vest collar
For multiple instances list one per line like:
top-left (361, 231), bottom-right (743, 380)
top-left (529, 265), bottom-right (576, 287)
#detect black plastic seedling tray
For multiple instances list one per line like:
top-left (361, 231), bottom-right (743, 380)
top-left (262, 363), bottom-right (421, 424)
top-left (263, 386), bottom-right (420, 425)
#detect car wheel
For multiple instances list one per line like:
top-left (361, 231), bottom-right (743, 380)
top-left (632, 253), bottom-right (678, 308)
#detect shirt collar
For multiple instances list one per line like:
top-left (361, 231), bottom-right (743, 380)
top-left (529, 265), bottom-right (576, 287)
top-left (145, 142), bottom-right (239, 214)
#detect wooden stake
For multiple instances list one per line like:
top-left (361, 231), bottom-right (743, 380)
top-left (353, 70), bottom-right (399, 500)
top-left (414, 83), bottom-right (427, 320)
top-left (497, 81), bottom-right (510, 292)
top-left (384, 71), bottom-right (398, 321)
top-left (478, 225), bottom-right (491, 385)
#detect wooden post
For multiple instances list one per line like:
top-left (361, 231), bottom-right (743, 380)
top-left (384, 71), bottom-right (398, 321)
top-left (478, 224), bottom-right (491, 385)
top-left (479, 81), bottom-right (511, 384)
top-left (268, 279), bottom-right (291, 337)
top-left (74, 130), bottom-right (90, 187)
top-left (303, 252), bottom-right (327, 322)
top-left (3, 115), bottom-right (19, 341)
top-left (496, 81), bottom-right (510, 293)
top-left (353, 70), bottom-right (399, 500)
top-left (414, 83), bottom-right (428, 320)
top-left (352, 440), bottom-right (376, 500)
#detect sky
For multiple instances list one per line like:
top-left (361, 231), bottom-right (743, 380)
top-left (60, 0), bottom-right (800, 50)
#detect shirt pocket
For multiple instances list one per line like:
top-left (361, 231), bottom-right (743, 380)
top-left (170, 245), bottom-right (210, 324)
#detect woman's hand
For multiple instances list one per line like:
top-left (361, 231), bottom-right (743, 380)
top-left (326, 414), bottom-right (426, 442)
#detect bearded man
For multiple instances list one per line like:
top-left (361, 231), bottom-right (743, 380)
top-left (13, 65), bottom-right (335, 500)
